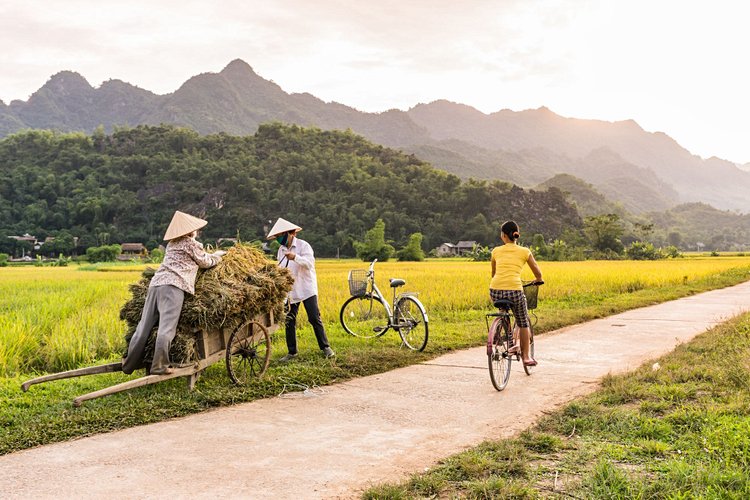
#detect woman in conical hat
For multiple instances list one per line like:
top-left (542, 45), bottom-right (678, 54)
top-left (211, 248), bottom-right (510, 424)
top-left (267, 217), bottom-right (335, 360)
top-left (122, 211), bottom-right (226, 375)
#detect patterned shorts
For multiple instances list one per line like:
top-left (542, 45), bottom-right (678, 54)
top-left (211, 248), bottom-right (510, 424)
top-left (489, 289), bottom-right (530, 328)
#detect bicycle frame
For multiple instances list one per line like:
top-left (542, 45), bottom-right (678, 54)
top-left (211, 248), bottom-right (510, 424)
top-left (362, 259), bottom-right (422, 327)
top-left (365, 266), bottom-right (394, 321)
top-left (367, 259), bottom-right (429, 331)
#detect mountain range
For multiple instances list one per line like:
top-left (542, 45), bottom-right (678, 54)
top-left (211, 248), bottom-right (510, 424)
top-left (2, 58), bottom-right (748, 213)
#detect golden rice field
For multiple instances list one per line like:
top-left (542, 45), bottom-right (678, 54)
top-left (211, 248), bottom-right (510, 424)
top-left (2, 256), bottom-right (750, 377)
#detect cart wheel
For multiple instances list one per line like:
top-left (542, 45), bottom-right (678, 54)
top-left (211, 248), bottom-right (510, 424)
top-left (226, 320), bottom-right (271, 384)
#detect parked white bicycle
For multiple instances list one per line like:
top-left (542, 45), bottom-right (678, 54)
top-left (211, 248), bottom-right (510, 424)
top-left (339, 259), bottom-right (429, 351)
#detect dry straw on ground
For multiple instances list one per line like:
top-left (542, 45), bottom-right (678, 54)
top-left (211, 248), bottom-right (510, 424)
top-left (120, 244), bottom-right (293, 366)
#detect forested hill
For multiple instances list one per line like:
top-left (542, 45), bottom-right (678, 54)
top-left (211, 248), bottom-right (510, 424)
top-left (0, 124), bottom-right (582, 256)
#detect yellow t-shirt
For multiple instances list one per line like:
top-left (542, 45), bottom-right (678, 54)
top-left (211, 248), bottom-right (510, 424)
top-left (490, 243), bottom-right (532, 291)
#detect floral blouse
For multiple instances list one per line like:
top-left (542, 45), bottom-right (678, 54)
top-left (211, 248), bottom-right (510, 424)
top-left (150, 236), bottom-right (222, 295)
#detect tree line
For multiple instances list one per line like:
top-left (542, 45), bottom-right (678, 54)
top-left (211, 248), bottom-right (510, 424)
top-left (0, 124), bottom-right (584, 258)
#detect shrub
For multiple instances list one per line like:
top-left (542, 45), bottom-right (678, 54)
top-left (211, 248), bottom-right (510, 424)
top-left (662, 245), bottom-right (682, 258)
top-left (626, 241), bottom-right (661, 260)
top-left (469, 244), bottom-right (492, 261)
top-left (86, 244), bottom-right (122, 263)
top-left (397, 233), bottom-right (425, 262)
top-left (591, 248), bottom-right (624, 260)
top-left (0, 253), bottom-right (7, 267)
top-left (149, 248), bottom-right (164, 263)
top-left (353, 219), bottom-right (395, 262)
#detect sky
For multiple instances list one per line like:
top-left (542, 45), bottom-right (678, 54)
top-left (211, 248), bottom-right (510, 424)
top-left (1, 0), bottom-right (749, 164)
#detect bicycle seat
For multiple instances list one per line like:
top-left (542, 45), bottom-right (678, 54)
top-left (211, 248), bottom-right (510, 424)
top-left (493, 299), bottom-right (513, 310)
top-left (389, 278), bottom-right (405, 288)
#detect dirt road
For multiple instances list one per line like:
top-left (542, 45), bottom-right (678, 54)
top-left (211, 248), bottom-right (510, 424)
top-left (3, 281), bottom-right (750, 499)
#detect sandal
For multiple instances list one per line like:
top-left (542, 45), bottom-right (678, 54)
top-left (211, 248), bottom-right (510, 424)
top-left (523, 359), bottom-right (538, 367)
top-left (507, 345), bottom-right (520, 355)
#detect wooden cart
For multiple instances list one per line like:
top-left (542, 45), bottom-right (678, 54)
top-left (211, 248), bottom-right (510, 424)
top-left (21, 312), bottom-right (277, 407)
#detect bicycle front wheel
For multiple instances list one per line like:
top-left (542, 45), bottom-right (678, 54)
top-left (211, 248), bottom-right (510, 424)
top-left (489, 316), bottom-right (512, 391)
top-left (340, 294), bottom-right (389, 338)
top-left (395, 296), bottom-right (428, 351)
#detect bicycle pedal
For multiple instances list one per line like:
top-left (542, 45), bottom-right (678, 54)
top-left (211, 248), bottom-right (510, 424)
top-left (373, 326), bottom-right (384, 333)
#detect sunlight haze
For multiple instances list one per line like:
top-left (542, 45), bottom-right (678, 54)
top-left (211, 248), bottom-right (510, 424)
top-left (1, 0), bottom-right (747, 163)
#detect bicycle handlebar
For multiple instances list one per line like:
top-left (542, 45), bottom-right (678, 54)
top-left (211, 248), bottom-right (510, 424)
top-left (368, 259), bottom-right (377, 274)
top-left (523, 280), bottom-right (544, 286)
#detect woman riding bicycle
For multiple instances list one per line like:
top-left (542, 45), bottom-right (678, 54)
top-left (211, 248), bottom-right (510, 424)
top-left (490, 220), bottom-right (543, 367)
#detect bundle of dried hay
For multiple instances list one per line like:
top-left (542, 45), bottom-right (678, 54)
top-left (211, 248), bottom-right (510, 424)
top-left (120, 243), bottom-right (293, 367)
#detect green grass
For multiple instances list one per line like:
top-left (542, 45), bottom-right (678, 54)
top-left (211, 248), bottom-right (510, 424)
top-left (1, 259), bottom-right (750, 456)
top-left (363, 313), bottom-right (750, 498)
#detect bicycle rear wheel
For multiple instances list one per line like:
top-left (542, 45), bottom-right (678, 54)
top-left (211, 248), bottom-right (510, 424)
top-left (395, 296), bottom-right (428, 351)
top-left (340, 294), bottom-right (389, 338)
top-left (523, 325), bottom-right (536, 375)
top-left (488, 316), bottom-right (512, 391)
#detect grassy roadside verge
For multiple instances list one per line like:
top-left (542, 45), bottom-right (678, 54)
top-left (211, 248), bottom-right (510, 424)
top-left (363, 312), bottom-right (750, 499)
top-left (1, 267), bottom-right (750, 456)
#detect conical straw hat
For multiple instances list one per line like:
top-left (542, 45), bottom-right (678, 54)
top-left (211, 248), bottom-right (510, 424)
top-left (163, 211), bottom-right (208, 241)
top-left (266, 217), bottom-right (302, 239)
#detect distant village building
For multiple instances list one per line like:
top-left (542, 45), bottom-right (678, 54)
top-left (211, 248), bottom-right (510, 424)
top-left (7, 233), bottom-right (38, 258)
top-left (8, 233), bottom-right (37, 245)
top-left (435, 243), bottom-right (456, 257)
top-left (434, 240), bottom-right (478, 257)
top-left (118, 243), bottom-right (148, 260)
top-left (455, 241), bottom-right (478, 255)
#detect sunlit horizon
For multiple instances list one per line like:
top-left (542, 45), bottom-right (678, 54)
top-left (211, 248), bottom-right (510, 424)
top-left (1, 0), bottom-right (748, 164)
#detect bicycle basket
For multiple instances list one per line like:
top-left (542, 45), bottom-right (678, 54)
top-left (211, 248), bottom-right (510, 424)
top-left (348, 269), bottom-right (369, 297)
top-left (523, 282), bottom-right (540, 310)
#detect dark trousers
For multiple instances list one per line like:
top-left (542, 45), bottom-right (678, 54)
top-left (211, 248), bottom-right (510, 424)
top-left (285, 295), bottom-right (330, 355)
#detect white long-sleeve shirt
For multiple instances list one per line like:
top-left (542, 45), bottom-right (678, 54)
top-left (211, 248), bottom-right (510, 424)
top-left (276, 237), bottom-right (318, 304)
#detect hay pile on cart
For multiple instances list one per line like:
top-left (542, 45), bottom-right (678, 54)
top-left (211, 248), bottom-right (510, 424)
top-left (120, 243), bottom-right (293, 366)
top-left (22, 243), bottom-right (293, 406)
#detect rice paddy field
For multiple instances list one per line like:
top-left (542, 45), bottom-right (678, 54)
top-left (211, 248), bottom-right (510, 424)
top-left (1, 254), bottom-right (750, 455)
top-left (3, 256), bottom-right (750, 378)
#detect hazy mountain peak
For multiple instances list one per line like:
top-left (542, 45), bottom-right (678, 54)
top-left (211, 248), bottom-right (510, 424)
top-left (220, 58), bottom-right (257, 78)
top-left (43, 71), bottom-right (93, 94)
top-left (409, 100), bottom-right (488, 127)
top-left (616, 118), bottom-right (641, 129)
top-left (412, 99), bottom-right (485, 115)
top-left (524, 106), bottom-right (557, 118)
top-left (100, 78), bottom-right (132, 88)
top-left (98, 78), bottom-right (158, 100)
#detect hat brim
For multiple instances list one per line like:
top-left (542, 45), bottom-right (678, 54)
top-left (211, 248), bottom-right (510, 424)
top-left (164, 211), bottom-right (208, 241)
top-left (266, 218), bottom-right (302, 239)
